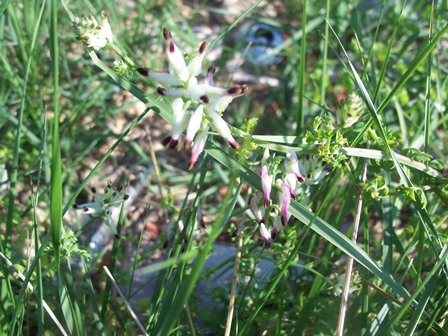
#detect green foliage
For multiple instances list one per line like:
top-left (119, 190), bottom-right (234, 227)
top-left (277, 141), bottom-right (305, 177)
top-left (305, 115), bottom-right (348, 169)
top-left (361, 175), bottom-right (389, 201)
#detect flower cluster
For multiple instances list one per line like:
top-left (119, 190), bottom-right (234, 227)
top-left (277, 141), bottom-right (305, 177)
top-left (251, 149), bottom-right (305, 245)
top-left (137, 28), bottom-right (247, 169)
top-left (73, 11), bottom-right (113, 50)
top-left (74, 182), bottom-right (129, 234)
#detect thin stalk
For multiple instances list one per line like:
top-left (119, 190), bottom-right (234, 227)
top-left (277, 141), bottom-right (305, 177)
top-left (337, 145), bottom-right (369, 335)
top-left (186, 302), bottom-right (197, 336)
top-left (224, 228), bottom-right (244, 336)
top-left (424, 0), bottom-right (434, 153)
top-left (103, 266), bottom-right (149, 336)
top-left (320, 0), bottom-right (330, 108)
top-left (49, 0), bottom-right (62, 267)
top-left (297, 0), bottom-right (307, 135)
top-left (100, 200), bottom-right (127, 321)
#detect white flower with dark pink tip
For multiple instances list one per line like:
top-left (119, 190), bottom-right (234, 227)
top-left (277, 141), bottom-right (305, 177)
top-left (163, 98), bottom-right (188, 150)
top-left (284, 173), bottom-right (297, 200)
top-left (188, 127), bottom-right (209, 170)
top-left (286, 150), bottom-right (305, 183)
top-left (208, 109), bottom-right (239, 149)
top-left (184, 104), bottom-right (204, 149)
top-left (259, 223), bottom-right (271, 245)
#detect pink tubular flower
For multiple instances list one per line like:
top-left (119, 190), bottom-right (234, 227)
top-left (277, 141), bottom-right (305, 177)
top-left (286, 150), bottom-right (305, 183)
top-left (188, 127), bottom-right (209, 170)
top-left (261, 149), bottom-right (273, 208)
top-left (277, 179), bottom-right (291, 226)
top-left (284, 173), bottom-right (297, 200)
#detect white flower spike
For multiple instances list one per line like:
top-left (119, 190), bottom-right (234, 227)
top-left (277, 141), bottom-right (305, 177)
top-left (137, 28), bottom-right (247, 168)
top-left (73, 11), bottom-right (114, 50)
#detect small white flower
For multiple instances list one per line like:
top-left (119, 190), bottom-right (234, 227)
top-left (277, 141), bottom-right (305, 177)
top-left (184, 104), bottom-right (204, 149)
top-left (284, 172), bottom-right (297, 199)
top-left (163, 98), bottom-right (189, 149)
top-left (259, 223), bottom-right (271, 245)
top-left (74, 183), bottom-right (128, 233)
top-left (286, 150), bottom-right (305, 183)
top-left (73, 11), bottom-right (114, 50)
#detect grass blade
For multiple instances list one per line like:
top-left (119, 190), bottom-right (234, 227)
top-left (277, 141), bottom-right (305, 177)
top-left (49, 0), bottom-right (61, 267)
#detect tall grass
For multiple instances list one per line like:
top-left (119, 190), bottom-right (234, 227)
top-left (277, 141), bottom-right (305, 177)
top-left (1, 0), bottom-right (447, 335)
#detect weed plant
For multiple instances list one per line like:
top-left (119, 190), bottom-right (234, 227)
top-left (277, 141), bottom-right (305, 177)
top-left (1, 0), bottom-right (447, 335)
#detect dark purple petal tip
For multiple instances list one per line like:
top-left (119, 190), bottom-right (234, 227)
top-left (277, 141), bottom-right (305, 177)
top-left (157, 87), bottom-right (166, 95)
top-left (169, 139), bottom-right (178, 149)
top-left (207, 65), bottom-right (216, 74)
top-left (169, 41), bottom-right (175, 53)
top-left (229, 140), bottom-right (239, 150)
top-left (163, 27), bottom-right (171, 41)
top-left (137, 67), bottom-right (150, 77)
top-left (227, 86), bottom-right (239, 95)
top-left (162, 136), bottom-right (172, 146)
top-left (199, 42), bottom-right (207, 54)
top-left (281, 217), bottom-right (287, 227)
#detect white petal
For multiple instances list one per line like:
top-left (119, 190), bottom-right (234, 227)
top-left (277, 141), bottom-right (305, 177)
top-left (185, 105), bottom-right (204, 147)
top-left (208, 109), bottom-right (238, 149)
top-left (213, 96), bottom-right (233, 113)
top-left (189, 127), bottom-right (209, 170)
top-left (149, 72), bottom-right (184, 86)
top-left (167, 40), bottom-right (189, 82)
top-left (259, 223), bottom-right (271, 243)
top-left (286, 150), bottom-right (304, 182)
top-left (100, 12), bottom-right (113, 43)
top-left (262, 148), bottom-right (270, 165)
top-left (171, 98), bottom-right (187, 140)
top-left (250, 191), bottom-right (264, 223)
top-left (187, 42), bottom-right (207, 78)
